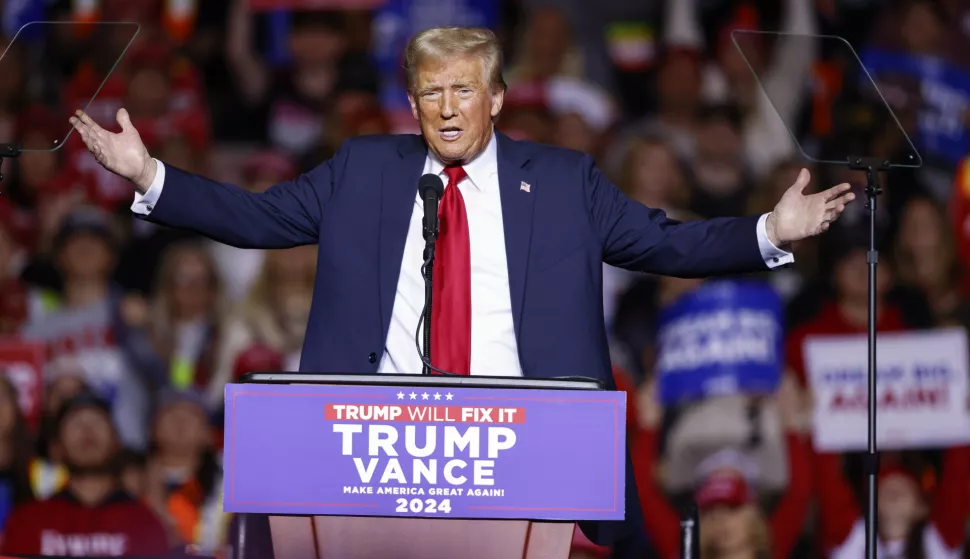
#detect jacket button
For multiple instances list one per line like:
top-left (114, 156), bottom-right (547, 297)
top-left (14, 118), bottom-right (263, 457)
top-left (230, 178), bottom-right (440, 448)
top-left (368, 352), bottom-right (377, 363)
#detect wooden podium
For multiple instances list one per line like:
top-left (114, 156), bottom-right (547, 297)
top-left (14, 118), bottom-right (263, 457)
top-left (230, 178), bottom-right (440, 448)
top-left (266, 516), bottom-right (574, 558)
top-left (226, 373), bottom-right (625, 559)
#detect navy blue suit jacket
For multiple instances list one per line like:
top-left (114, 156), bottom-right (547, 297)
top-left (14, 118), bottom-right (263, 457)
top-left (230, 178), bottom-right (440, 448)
top-left (142, 131), bottom-right (771, 545)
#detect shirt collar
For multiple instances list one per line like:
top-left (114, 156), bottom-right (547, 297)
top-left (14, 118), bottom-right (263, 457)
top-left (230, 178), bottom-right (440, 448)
top-left (426, 127), bottom-right (499, 192)
top-left (53, 487), bottom-right (134, 507)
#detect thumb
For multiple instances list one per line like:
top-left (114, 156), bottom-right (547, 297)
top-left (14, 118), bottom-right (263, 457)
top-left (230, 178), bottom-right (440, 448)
top-left (116, 108), bottom-right (133, 132)
top-left (789, 168), bottom-right (811, 195)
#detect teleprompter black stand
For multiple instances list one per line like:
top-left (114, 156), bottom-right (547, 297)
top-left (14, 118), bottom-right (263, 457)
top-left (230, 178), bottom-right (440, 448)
top-left (848, 156), bottom-right (891, 559)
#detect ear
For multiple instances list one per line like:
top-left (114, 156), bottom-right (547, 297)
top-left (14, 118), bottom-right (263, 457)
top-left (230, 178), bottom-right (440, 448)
top-left (490, 88), bottom-right (504, 119)
top-left (408, 94), bottom-right (419, 122)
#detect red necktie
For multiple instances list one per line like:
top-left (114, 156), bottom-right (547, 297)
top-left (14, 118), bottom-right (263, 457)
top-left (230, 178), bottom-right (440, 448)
top-left (431, 165), bottom-right (472, 375)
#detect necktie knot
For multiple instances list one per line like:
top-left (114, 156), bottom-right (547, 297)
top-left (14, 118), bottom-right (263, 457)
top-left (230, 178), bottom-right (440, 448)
top-left (443, 165), bottom-right (467, 187)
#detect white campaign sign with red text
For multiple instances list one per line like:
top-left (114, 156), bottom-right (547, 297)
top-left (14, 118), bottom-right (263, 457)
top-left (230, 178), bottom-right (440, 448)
top-left (805, 328), bottom-right (970, 451)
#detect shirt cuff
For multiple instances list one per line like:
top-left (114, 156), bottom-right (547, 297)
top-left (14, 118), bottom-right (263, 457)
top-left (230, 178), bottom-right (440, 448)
top-left (130, 159), bottom-right (165, 215)
top-left (757, 213), bottom-right (794, 269)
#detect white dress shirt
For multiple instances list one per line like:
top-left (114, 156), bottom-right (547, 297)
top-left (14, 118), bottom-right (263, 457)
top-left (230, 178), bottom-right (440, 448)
top-left (131, 130), bottom-right (793, 376)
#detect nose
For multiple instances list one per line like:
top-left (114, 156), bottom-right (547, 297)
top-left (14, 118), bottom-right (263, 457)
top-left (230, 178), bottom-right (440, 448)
top-left (440, 91), bottom-right (457, 119)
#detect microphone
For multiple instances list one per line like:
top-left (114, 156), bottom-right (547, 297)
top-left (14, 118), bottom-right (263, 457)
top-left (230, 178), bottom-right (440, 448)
top-left (414, 173), bottom-right (459, 376)
top-left (419, 174), bottom-right (444, 242)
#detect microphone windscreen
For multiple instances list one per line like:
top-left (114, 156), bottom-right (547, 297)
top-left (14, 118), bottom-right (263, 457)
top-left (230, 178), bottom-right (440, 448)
top-left (418, 173), bottom-right (445, 199)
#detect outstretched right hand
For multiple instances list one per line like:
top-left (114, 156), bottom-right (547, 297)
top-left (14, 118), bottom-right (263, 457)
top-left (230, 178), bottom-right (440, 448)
top-left (69, 108), bottom-right (156, 194)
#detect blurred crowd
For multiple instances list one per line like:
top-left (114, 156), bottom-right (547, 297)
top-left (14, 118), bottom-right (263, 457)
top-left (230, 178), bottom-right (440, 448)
top-left (0, 0), bottom-right (968, 557)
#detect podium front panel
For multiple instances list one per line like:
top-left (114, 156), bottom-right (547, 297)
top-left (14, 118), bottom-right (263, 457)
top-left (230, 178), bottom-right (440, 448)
top-left (224, 380), bottom-right (625, 522)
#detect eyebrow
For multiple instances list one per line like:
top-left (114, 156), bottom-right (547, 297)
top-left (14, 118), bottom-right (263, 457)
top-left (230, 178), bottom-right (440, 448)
top-left (418, 78), bottom-right (479, 95)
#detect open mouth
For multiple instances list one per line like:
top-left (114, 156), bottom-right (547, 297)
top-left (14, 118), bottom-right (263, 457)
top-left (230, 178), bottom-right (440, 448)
top-left (439, 127), bottom-right (463, 141)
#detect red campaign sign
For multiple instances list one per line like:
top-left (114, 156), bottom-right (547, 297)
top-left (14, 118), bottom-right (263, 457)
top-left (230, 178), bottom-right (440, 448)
top-left (0, 340), bottom-right (46, 429)
top-left (248, 0), bottom-right (385, 11)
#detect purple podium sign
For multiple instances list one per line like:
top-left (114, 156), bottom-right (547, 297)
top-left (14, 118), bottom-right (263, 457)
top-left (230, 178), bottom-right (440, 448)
top-left (223, 382), bottom-right (626, 521)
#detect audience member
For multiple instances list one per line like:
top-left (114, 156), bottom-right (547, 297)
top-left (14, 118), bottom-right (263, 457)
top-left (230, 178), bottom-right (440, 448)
top-left (0, 3), bottom-right (966, 558)
top-left (20, 207), bottom-right (151, 451)
top-left (127, 242), bottom-right (224, 393)
top-left (633, 376), bottom-right (812, 559)
top-left (1, 391), bottom-right (170, 556)
top-left (0, 376), bottom-right (33, 542)
top-left (813, 440), bottom-right (970, 558)
top-left (145, 389), bottom-right (228, 555)
top-left (893, 194), bottom-right (966, 322)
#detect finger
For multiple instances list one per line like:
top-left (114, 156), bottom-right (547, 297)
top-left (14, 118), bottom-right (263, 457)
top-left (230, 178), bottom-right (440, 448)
top-left (75, 110), bottom-right (106, 135)
top-left (822, 182), bottom-right (851, 202)
top-left (71, 114), bottom-right (97, 144)
top-left (73, 123), bottom-right (94, 146)
top-left (69, 115), bottom-right (93, 139)
top-left (78, 130), bottom-right (99, 153)
top-left (116, 108), bottom-right (132, 133)
top-left (825, 192), bottom-right (855, 209)
top-left (789, 168), bottom-right (811, 194)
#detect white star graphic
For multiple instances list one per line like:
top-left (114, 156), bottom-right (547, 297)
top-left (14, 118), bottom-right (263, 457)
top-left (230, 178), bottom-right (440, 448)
top-left (433, 392), bottom-right (442, 400)
top-left (421, 392), bottom-right (430, 400)
top-left (397, 392), bottom-right (405, 400)
top-left (445, 392), bottom-right (454, 401)
top-left (409, 392), bottom-right (417, 400)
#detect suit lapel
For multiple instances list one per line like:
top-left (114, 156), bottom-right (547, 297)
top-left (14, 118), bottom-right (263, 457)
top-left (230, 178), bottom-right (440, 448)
top-left (378, 135), bottom-right (427, 341)
top-left (496, 132), bottom-right (536, 345)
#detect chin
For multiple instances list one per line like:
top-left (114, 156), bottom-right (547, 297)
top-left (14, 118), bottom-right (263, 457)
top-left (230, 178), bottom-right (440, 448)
top-left (435, 146), bottom-right (470, 163)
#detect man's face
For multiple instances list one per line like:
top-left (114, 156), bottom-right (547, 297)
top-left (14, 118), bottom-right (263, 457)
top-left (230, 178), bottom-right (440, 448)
top-left (408, 56), bottom-right (503, 164)
top-left (59, 407), bottom-right (117, 472)
top-left (58, 232), bottom-right (115, 280)
top-left (154, 402), bottom-right (210, 454)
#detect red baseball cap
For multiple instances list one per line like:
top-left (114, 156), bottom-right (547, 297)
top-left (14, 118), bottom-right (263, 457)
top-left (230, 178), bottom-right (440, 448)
top-left (694, 471), bottom-right (754, 510)
top-left (233, 344), bottom-right (286, 381)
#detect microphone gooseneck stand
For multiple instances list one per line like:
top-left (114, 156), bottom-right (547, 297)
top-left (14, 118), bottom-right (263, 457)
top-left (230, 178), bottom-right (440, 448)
top-left (413, 173), bottom-right (459, 376)
top-left (419, 229), bottom-right (436, 375)
top-left (848, 155), bottom-right (890, 559)
top-left (414, 241), bottom-right (461, 377)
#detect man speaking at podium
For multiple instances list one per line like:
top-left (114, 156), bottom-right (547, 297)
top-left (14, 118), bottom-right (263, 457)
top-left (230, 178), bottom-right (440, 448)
top-left (70, 27), bottom-right (852, 546)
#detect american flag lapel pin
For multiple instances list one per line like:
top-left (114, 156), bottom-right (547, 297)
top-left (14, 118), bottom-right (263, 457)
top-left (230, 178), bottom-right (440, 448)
top-left (520, 181), bottom-right (531, 193)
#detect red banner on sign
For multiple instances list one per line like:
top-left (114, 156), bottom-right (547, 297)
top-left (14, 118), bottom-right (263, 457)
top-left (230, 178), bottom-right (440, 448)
top-left (248, 0), bottom-right (384, 11)
top-left (0, 340), bottom-right (46, 429)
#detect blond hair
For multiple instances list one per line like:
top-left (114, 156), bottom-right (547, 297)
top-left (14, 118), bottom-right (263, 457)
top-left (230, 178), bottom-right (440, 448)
top-left (403, 27), bottom-right (506, 94)
top-left (699, 503), bottom-right (771, 559)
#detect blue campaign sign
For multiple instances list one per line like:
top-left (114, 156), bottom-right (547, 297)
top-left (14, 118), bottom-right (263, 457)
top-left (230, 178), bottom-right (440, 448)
top-left (371, 0), bottom-right (498, 112)
top-left (656, 280), bottom-right (783, 405)
top-left (861, 48), bottom-right (970, 167)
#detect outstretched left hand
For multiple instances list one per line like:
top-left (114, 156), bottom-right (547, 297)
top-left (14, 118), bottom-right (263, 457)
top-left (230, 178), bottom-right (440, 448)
top-left (766, 168), bottom-right (855, 246)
